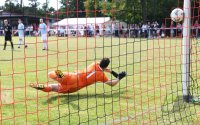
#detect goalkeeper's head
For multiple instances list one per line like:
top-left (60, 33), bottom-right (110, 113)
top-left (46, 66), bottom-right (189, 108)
top-left (100, 58), bottom-right (110, 70)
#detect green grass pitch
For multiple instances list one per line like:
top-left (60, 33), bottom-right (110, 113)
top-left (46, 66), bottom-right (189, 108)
top-left (0, 36), bottom-right (200, 124)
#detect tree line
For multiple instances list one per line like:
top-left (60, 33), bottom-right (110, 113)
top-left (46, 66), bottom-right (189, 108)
top-left (1, 0), bottom-right (198, 24)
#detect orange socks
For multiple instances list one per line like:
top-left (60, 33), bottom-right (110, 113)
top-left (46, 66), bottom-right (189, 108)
top-left (42, 85), bottom-right (52, 92)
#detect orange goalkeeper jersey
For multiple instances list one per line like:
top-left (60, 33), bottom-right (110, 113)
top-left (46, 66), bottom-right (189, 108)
top-left (57, 62), bottom-right (109, 93)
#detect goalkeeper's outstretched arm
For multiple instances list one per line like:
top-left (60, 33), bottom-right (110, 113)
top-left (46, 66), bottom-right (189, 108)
top-left (104, 79), bottom-right (120, 86)
top-left (104, 71), bottom-right (127, 86)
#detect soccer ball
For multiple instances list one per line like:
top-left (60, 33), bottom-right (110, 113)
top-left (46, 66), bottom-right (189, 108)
top-left (170, 8), bottom-right (184, 22)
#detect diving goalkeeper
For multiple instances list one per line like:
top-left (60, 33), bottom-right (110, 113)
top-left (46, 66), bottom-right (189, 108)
top-left (30, 58), bottom-right (126, 93)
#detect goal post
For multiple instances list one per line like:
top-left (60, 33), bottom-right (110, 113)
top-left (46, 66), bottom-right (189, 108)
top-left (182, 0), bottom-right (191, 102)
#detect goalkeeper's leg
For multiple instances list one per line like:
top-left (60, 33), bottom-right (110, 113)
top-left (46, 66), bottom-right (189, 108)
top-left (30, 83), bottom-right (61, 92)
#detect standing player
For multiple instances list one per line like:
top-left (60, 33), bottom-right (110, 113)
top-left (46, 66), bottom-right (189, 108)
top-left (15, 19), bottom-right (27, 48)
top-left (36, 18), bottom-right (48, 50)
top-left (3, 19), bottom-right (14, 50)
top-left (30, 58), bottom-right (127, 93)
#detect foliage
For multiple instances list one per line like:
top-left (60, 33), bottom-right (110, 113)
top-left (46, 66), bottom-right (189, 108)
top-left (84, 0), bottom-right (103, 17)
top-left (113, 0), bottom-right (142, 23)
top-left (28, 0), bottom-right (40, 9)
top-left (59, 0), bottom-right (86, 18)
top-left (4, 0), bottom-right (22, 13)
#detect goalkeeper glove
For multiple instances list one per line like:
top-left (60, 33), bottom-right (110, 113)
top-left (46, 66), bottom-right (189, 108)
top-left (111, 70), bottom-right (119, 78)
top-left (118, 71), bottom-right (127, 80)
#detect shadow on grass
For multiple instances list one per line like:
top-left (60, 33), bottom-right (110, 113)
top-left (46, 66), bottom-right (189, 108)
top-left (0, 59), bottom-right (13, 61)
top-left (161, 95), bottom-right (188, 113)
top-left (159, 95), bottom-right (197, 124)
top-left (46, 90), bottom-right (126, 105)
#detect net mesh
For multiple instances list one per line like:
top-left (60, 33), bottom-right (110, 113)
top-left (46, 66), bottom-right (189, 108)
top-left (0, 0), bottom-right (200, 124)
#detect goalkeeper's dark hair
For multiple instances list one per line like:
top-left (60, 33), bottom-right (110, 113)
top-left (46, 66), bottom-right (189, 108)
top-left (100, 58), bottom-right (110, 69)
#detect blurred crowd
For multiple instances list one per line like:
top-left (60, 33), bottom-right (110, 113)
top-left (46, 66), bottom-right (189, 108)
top-left (47, 21), bottom-right (191, 38)
top-left (0, 20), bottom-right (199, 38)
top-left (130, 20), bottom-right (199, 38)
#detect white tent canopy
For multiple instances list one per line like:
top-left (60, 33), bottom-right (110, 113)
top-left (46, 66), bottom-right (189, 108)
top-left (52, 17), bottom-right (111, 26)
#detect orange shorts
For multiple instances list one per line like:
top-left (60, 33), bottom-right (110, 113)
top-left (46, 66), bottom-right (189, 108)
top-left (48, 71), bottom-right (81, 93)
